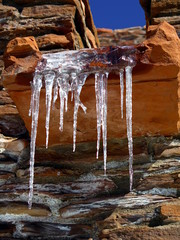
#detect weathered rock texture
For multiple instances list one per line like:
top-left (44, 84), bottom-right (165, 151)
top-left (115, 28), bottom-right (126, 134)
top-left (3, 22), bottom-right (180, 146)
top-left (97, 26), bottom-right (146, 47)
top-left (0, 129), bottom-right (180, 239)
top-left (0, 0), bottom-right (99, 54)
top-left (1, 21), bottom-right (180, 239)
top-left (1, 0), bottom-right (180, 239)
top-left (0, 0), bottom-right (99, 158)
top-left (140, 0), bottom-right (180, 37)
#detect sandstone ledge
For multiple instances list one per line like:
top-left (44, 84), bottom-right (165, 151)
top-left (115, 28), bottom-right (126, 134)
top-left (2, 22), bottom-right (180, 147)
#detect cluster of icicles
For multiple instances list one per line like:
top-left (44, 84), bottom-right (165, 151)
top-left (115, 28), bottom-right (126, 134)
top-left (28, 49), bottom-right (135, 209)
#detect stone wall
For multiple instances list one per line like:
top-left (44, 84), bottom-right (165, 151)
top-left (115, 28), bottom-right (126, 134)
top-left (97, 26), bottom-right (146, 47)
top-left (1, 20), bottom-right (180, 239)
top-left (0, 0), bottom-right (180, 239)
top-left (0, 0), bottom-right (99, 78)
top-left (140, 0), bottom-right (180, 36)
top-left (0, 0), bottom-right (99, 54)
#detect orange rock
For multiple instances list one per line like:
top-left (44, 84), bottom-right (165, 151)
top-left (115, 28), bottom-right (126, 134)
top-left (161, 202), bottom-right (180, 218)
top-left (2, 22), bottom-right (180, 147)
top-left (144, 21), bottom-right (180, 66)
top-left (4, 37), bottom-right (39, 58)
top-left (3, 36), bottom-right (41, 70)
top-left (97, 28), bottom-right (114, 36)
top-left (36, 34), bottom-right (72, 50)
top-left (0, 0), bottom-right (99, 54)
top-left (21, 4), bottom-right (76, 19)
top-left (86, 27), bottom-right (97, 48)
top-left (140, 0), bottom-right (180, 36)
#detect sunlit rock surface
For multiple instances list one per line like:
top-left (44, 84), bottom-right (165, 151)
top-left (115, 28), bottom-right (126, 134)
top-left (140, 0), bottom-right (180, 37)
top-left (3, 22), bottom-right (180, 146)
top-left (97, 27), bottom-right (146, 47)
top-left (0, 0), bottom-right (99, 53)
top-left (1, 16), bottom-right (180, 240)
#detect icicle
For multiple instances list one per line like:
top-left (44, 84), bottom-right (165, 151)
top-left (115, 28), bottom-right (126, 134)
top-left (52, 77), bottom-right (59, 108)
top-left (120, 69), bottom-right (124, 119)
top-left (45, 71), bottom-right (55, 148)
top-left (102, 72), bottom-right (108, 175)
top-left (28, 72), bottom-right (42, 209)
top-left (64, 91), bottom-right (68, 112)
top-left (29, 81), bottom-right (34, 117)
top-left (95, 73), bottom-right (101, 159)
top-left (125, 66), bottom-right (133, 191)
top-left (59, 86), bottom-right (65, 132)
top-left (95, 72), bottom-right (108, 175)
top-left (28, 48), bottom-right (137, 208)
top-left (58, 75), bottom-right (71, 132)
top-left (73, 74), bottom-right (87, 152)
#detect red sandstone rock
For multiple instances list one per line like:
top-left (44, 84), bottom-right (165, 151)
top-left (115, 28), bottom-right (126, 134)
top-left (140, 0), bottom-right (180, 36)
top-left (2, 22), bottom-right (180, 147)
top-left (97, 27), bottom-right (146, 47)
top-left (21, 4), bottom-right (76, 19)
top-left (0, 0), bottom-right (99, 54)
top-left (86, 27), bottom-right (97, 48)
top-left (36, 34), bottom-right (72, 50)
top-left (3, 36), bottom-right (41, 69)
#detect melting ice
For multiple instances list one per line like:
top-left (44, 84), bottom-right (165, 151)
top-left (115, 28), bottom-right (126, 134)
top-left (28, 46), bottom-right (137, 208)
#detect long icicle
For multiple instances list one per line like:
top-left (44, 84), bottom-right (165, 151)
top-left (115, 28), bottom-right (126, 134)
top-left (95, 73), bottom-right (101, 159)
top-left (120, 69), bottom-right (124, 119)
top-left (95, 72), bottom-right (108, 175)
top-left (125, 66), bottom-right (133, 191)
top-left (45, 72), bottom-right (55, 148)
top-left (58, 76), bottom-right (70, 132)
top-left (28, 72), bottom-right (42, 209)
top-left (102, 73), bottom-right (108, 175)
top-left (59, 86), bottom-right (65, 132)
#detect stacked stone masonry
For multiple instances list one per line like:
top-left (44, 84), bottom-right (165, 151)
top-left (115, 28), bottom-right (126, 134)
top-left (0, 0), bottom-right (180, 239)
top-left (1, 20), bottom-right (180, 239)
top-left (140, 0), bottom-right (180, 37)
top-left (0, 0), bottom-right (99, 55)
top-left (97, 26), bottom-right (146, 47)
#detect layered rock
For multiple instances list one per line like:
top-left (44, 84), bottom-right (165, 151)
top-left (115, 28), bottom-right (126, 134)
top-left (0, 0), bottom-right (99, 54)
top-left (1, 2), bottom-right (180, 239)
top-left (0, 133), bottom-right (180, 238)
top-left (0, 0), bottom-right (99, 144)
top-left (3, 22), bottom-right (180, 146)
top-left (97, 26), bottom-right (146, 47)
top-left (140, 0), bottom-right (180, 37)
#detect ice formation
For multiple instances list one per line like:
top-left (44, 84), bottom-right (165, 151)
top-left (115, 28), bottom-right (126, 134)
top-left (95, 72), bottom-right (108, 174)
top-left (28, 46), bottom-right (137, 208)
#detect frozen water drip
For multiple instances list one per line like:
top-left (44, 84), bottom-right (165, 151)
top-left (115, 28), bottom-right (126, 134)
top-left (28, 47), bottom-right (136, 208)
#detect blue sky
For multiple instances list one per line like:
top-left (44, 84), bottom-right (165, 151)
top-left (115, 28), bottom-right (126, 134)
top-left (89, 0), bottom-right (145, 30)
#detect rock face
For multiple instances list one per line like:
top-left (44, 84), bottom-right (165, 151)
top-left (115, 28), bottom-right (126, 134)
top-left (3, 22), bottom-right (180, 146)
top-left (140, 0), bottom-right (180, 37)
top-left (97, 27), bottom-right (146, 47)
top-left (0, 0), bottom-right (99, 54)
top-left (1, 1), bottom-right (180, 239)
top-left (0, 0), bottom-right (99, 151)
top-left (1, 21), bottom-right (180, 239)
top-left (0, 133), bottom-right (180, 239)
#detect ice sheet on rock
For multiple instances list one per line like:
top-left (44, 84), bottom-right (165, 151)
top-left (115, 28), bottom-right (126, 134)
top-left (125, 66), bottom-right (133, 191)
top-left (28, 72), bottom-right (42, 209)
top-left (95, 72), bottom-right (109, 175)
